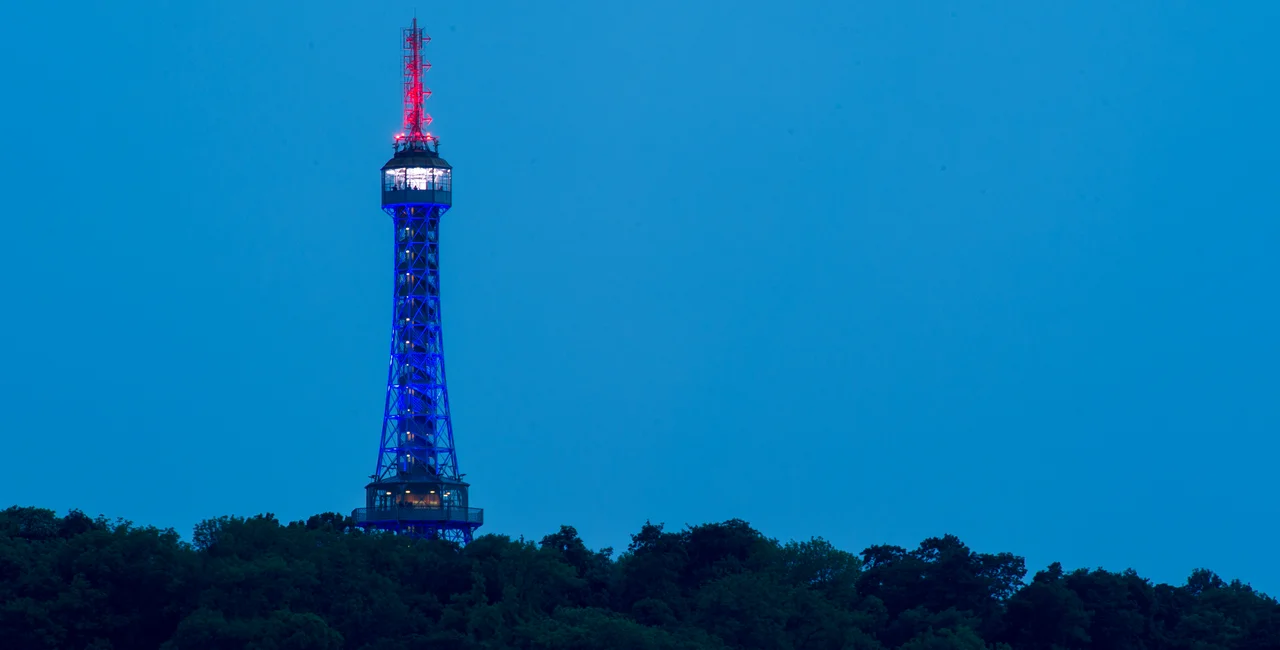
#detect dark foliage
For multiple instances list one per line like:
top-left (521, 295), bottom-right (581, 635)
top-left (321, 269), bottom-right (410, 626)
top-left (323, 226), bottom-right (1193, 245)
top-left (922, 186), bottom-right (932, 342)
top-left (1, 506), bottom-right (1276, 649)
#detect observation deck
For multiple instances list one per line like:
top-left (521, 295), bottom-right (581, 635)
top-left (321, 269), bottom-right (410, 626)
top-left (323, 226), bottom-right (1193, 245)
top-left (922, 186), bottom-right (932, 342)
top-left (354, 476), bottom-right (481, 539)
top-left (382, 149), bottom-right (452, 208)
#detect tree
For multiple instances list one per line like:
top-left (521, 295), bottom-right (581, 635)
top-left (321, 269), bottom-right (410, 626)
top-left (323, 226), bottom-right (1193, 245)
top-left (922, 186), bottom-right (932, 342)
top-left (780, 537), bottom-right (862, 604)
top-left (162, 609), bottom-right (343, 650)
top-left (898, 626), bottom-right (989, 650)
top-left (692, 572), bottom-right (792, 650)
top-left (1060, 568), bottom-right (1156, 650)
top-left (539, 525), bottom-right (614, 608)
top-left (856, 536), bottom-right (1025, 645)
top-left (1002, 563), bottom-right (1091, 650)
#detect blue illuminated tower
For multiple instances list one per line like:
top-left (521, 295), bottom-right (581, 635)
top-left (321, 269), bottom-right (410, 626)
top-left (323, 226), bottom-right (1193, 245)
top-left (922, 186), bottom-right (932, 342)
top-left (352, 18), bottom-right (482, 543)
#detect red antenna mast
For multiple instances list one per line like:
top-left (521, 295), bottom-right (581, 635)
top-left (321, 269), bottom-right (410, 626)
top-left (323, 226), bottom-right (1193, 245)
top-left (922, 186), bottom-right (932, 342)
top-left (395, 17), bottom-right (436, 152)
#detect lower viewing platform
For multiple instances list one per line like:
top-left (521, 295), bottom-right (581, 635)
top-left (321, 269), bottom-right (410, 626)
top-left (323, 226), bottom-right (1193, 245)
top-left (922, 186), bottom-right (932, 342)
top-left (352, 505), bottom-right (484, 527)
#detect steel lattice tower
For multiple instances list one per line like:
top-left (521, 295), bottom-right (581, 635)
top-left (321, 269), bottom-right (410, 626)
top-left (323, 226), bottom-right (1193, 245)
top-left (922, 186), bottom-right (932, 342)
top-left (352, 18), bottom-right (482, 543)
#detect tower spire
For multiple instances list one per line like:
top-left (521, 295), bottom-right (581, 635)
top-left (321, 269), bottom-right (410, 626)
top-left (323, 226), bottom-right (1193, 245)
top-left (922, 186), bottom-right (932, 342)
top-left (396, 17), bottom-right (436, 152)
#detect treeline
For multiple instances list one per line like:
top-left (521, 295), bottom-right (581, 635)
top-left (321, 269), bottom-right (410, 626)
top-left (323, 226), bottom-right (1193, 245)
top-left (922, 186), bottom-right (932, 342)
top-left (0, 506), bottom-right (1276, 649)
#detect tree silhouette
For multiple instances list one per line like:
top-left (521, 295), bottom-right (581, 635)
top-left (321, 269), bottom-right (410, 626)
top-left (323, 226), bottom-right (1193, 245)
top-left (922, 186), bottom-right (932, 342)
top-left (2, 505), bottom-right (1278, 649)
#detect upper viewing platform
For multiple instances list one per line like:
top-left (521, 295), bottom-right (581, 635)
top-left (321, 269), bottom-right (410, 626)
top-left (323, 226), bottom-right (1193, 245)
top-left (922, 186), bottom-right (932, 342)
top-left (381, 148), bottom-right (452, 208)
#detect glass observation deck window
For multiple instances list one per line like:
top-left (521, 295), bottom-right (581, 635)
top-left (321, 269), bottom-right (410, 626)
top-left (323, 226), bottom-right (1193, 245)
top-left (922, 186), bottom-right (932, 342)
top-left (384, 167), bottom-right (452, 191)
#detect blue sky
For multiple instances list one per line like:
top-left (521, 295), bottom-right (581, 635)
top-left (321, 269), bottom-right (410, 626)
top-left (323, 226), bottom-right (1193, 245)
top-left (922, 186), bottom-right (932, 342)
top-left (2, 1), bottom-right (1278, 592)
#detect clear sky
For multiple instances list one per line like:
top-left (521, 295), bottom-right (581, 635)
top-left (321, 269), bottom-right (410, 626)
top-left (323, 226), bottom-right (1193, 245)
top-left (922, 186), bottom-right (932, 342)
top-left (2, 1), bottom-right (1277, 592)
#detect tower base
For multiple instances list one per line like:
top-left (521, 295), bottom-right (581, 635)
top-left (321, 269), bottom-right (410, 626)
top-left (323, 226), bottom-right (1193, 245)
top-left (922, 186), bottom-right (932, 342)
top-left (354, 477), bottom-right (482, 543)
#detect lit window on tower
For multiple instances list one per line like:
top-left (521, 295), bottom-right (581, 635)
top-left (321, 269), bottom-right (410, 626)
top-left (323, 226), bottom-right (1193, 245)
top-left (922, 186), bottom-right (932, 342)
top-left (384, 169), bottom-right (405, 190)
top-left (384, 167), bottom-right (452, 191)
top-left (406, 168), bottom-right (429, 189)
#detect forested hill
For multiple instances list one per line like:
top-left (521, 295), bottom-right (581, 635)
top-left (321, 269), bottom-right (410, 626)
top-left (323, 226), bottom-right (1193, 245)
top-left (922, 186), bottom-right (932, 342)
top-left (1, 506), bottom-right (1275, 650)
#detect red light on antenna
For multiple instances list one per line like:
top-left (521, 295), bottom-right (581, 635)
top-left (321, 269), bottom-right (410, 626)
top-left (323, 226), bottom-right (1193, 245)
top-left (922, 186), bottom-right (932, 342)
top-left (395, 17), bottom-right (438, 151)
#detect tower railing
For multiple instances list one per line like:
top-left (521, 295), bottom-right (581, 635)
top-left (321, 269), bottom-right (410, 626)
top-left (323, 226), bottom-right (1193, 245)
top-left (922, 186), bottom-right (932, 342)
top-left (352, 505), bottom-right (484, 526)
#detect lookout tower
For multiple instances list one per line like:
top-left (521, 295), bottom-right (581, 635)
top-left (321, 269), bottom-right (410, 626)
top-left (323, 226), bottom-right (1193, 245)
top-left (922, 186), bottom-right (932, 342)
top-left (352, 18), bottom-right (482, 543)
